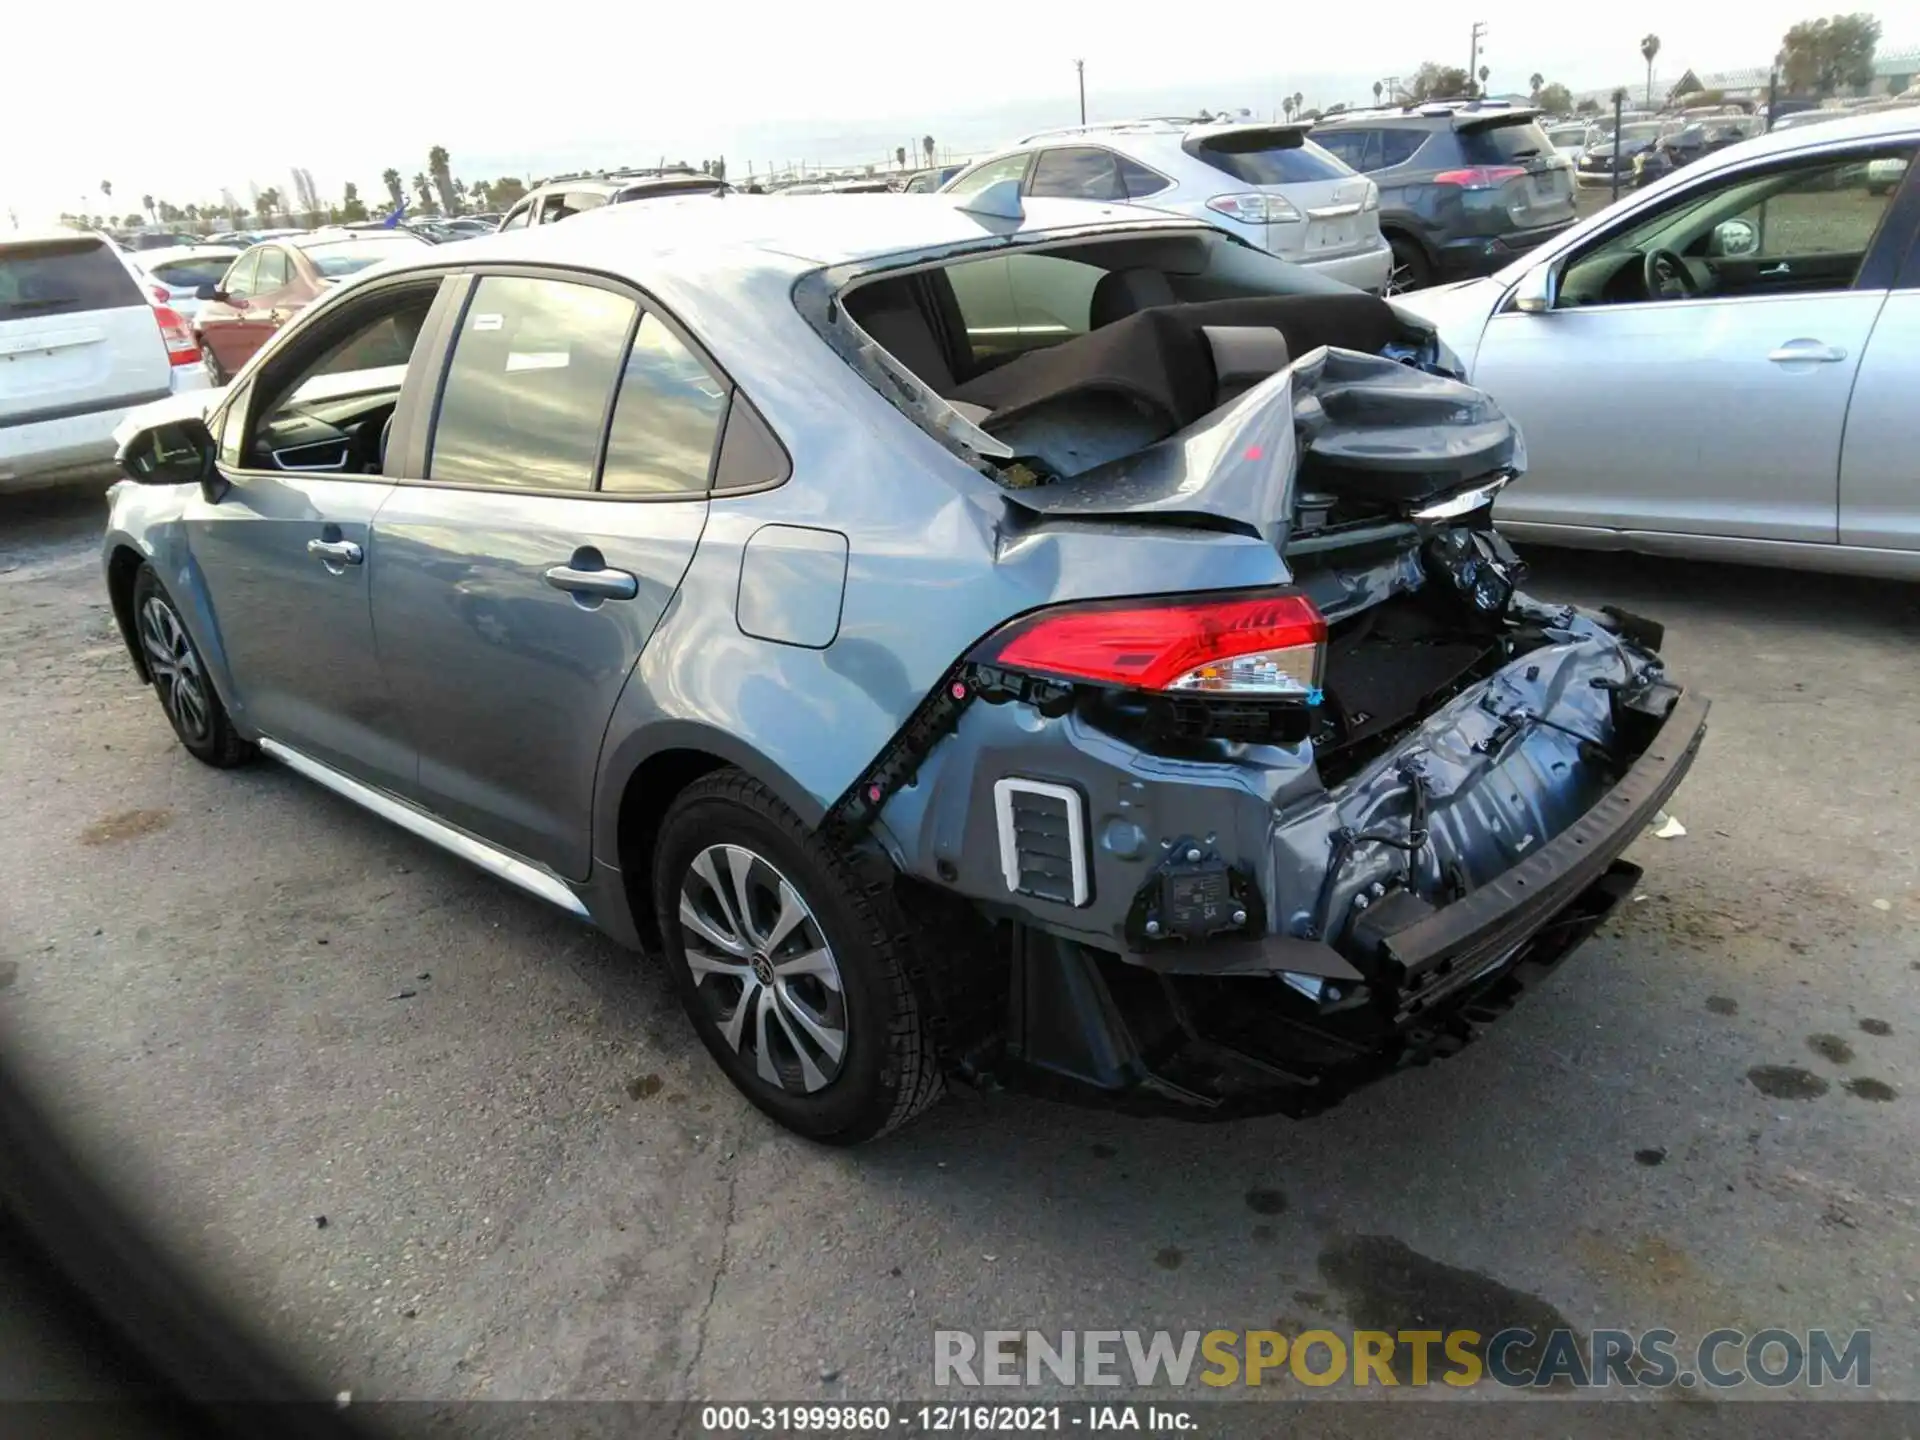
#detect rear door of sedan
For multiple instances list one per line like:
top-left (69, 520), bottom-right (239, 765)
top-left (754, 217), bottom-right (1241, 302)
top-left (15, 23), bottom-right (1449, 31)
top-left (369, 268), bottom-right (746, 880)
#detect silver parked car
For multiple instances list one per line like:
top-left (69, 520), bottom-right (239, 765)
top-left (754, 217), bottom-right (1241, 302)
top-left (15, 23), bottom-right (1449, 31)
top-left (940, 116), bottom-right (1393, 292)
top-left (104, 192), bottom-right (1705, 1142)
top-left (1397, 107), bottom-right (1920, 579)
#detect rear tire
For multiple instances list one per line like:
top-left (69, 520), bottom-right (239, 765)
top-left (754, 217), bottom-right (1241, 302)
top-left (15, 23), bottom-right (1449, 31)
top-left (201, 339), bottom-right (227, 387)
top-left (651, 769), bottom-right (944, 1144)
top-left (1386, 236), bottom-right (1433, 294)
top-left (131, 565), bottom-right (253, 768)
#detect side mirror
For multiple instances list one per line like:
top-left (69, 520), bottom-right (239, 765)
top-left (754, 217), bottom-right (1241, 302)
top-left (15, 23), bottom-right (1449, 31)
top-left (194, 283), bottom-right (222, 302)
top-left (118, 417), bottom-right (216, 487)
top-left (1710, 218), bottom-right (1759, 257)
top-left (1511, 263), bottom-right (1558, 314)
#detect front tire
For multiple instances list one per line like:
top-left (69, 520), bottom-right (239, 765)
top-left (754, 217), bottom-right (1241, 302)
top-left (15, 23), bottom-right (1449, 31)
top-left (131, 565), bottom-right (252, 768)
top-left (652, 769), bottom-right (943, 1144)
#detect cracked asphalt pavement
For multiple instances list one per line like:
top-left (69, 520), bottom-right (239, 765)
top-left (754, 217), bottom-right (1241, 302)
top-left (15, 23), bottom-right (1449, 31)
top-left (3, 483), bottom-right (1917, 1408)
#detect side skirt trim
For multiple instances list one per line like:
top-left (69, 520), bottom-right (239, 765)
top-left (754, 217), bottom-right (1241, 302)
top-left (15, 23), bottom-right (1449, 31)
top-left (257, 737), bottom-right (591, 920)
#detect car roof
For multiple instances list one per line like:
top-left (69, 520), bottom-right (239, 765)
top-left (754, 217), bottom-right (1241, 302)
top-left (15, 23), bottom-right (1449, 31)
top-left (131, 245), bottom-right (243, 266)
top-left (289, 229), bottom-right (432, 249)
top-left (422, 192), bottom-right (1197, 273)
top-left (1, 227), bottom-right (113, 249)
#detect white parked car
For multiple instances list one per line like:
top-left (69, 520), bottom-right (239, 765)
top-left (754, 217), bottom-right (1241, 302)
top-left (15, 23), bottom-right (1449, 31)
top-left (128, 245), bottom-right (243, 322)
top-left (1, 230), bottom-right (210, 492)
top-left (940, 117), bottom-right (1392, 292)
top-left (1396, 107), bottom-right (1920, 579)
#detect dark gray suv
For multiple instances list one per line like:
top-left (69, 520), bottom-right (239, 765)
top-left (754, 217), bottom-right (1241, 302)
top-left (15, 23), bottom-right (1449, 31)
top-left (1312, 101), bottom-right (1578, 291)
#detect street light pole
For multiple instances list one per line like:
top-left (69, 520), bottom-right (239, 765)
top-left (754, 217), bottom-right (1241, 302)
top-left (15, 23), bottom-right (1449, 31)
top-left (1075, 58), bottom-right (1086, 124)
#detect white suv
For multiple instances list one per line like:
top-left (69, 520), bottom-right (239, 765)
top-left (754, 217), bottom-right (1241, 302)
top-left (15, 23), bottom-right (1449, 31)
top-left (2, 230), bottom-right (209, 492)
top-left (941, 117), bottom-right (1393, 292)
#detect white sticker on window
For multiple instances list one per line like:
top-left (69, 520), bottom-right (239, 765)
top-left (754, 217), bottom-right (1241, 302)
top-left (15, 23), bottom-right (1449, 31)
top-left (471, 313), bottom-right (504, 332)
top-left (505, 350), bottom-right (569, 372)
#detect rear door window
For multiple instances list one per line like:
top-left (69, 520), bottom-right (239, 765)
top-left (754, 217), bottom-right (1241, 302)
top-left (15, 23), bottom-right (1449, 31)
top-left (1187, 130), bottom-right (1353, 183)
top-left (0, 238), bottom-right (144, 320)
top-left (428, 274), bottom-right (637, 492)
top-left (221, 250), bottom-right (260, 300)
top-left (1028, 148), bottom-right (1126, 200)
top-left (1378, 130), bottom-right (1430, 168)
top-left (253, 247), bottom-right (290, 291)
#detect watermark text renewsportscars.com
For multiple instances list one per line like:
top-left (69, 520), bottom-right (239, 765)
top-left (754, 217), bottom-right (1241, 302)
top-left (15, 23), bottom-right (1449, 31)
top-left (934, 1327), bottom-right (1871, 1390)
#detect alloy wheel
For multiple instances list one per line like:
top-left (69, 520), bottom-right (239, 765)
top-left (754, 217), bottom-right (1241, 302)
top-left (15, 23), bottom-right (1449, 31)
top-left (678, 843), bottom-right (848, 1095)
top-left (138, 594), bottom-right (211, 741)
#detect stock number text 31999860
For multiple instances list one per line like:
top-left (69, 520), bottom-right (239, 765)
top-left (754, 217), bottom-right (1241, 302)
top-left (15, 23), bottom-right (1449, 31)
top-left (700, 1405), bottom-right (1070, 1432)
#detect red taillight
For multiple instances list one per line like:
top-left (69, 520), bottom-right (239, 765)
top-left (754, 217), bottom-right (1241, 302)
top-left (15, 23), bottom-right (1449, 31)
top-left (979, 591), bottom-right (1327, 698)
top-left (148, 283), bottom-right (171, 304)
top-left (153, 304), bottom-right (200, 366)
top-left (1432, 165), bottom-right (1528, 189)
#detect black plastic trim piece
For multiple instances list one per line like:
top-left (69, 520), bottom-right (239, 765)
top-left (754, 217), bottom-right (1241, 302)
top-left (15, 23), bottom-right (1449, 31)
top-left (0, 386), bottom-right (171, 431)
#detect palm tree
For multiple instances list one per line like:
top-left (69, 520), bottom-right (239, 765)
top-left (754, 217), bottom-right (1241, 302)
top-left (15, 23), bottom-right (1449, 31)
top-left (100, 180), bottom-right (113, 201)
top-left (428, 145), bottom-right (458, 215)
top-left (141, 193), bottom-right (156, 225)
top-left (1281, 95), bottom-right (1295, 121)
top-left (1372, 79), bottom-right (1384, 103)
top-left (922, 135), bottom-right (936, 167)
top-left (1293, 91), bottom-right (1305, 117)
top-left (1478, 65), bottom-right (1490, 96)
top-left (258, 187), bottom-right (281, 221)
top-left (895, 145), bottom-right (907, 170)
top-left (1640, 33), bottom-right (1660, 106)
top-left (381, 168), bottom-right (404, 211)
top-left (1529, 71), bottom-right (1545, 99)
top-left (411, 173), bottom-right (434, 213)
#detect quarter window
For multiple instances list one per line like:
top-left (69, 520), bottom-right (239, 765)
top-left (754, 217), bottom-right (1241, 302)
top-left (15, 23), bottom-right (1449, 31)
top-left (429, 275), bottom-right (637, 492)
top-left (600, 314), bottom-right (729, 496)
top-left (1118, 157), bottom-right (1172, 198)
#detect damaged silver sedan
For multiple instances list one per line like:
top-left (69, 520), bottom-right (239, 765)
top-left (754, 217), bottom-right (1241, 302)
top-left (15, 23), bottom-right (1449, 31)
top-left (102, 188), bottom-right (1708, 1143)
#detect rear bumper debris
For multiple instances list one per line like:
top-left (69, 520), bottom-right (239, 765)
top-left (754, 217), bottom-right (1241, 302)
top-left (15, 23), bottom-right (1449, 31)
top-left (958, 684), bottom-right (1709, 1119)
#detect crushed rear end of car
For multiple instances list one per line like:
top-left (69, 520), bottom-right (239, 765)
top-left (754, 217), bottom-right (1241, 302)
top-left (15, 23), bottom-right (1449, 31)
top-left (823, 273), bottom-right (1708, 1120)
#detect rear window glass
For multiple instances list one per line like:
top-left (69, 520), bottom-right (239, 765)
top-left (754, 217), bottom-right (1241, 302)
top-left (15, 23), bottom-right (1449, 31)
top-left (0, 239), bottom-right (143, 320)
top-left (1456, 120), bottom-right (1556, 165)
top-left (149, 257), bottom-right (235, 289)
top-left (1187, 132), bottom-right (1351, 184)
top-left (299, 236), bottom-right (424, 278)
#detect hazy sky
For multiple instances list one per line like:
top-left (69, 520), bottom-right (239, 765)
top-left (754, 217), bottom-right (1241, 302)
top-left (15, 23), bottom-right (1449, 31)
top-left (2, 0), bottom-right (1903, 223)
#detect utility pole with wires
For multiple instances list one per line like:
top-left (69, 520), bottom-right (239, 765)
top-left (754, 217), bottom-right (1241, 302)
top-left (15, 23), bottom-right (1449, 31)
top-left (1468, 20), bottom-right (1487, 96)
top-left (1074, 58), bottom-right (1086, 124)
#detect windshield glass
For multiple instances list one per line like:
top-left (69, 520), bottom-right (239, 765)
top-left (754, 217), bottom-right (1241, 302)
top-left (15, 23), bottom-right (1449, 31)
top-left (299, 235), bottom-right (426, 278)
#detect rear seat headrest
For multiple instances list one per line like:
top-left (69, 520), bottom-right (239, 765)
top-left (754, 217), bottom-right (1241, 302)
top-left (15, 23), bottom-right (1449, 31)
top-left (1202, 325), bottom-right (1291, 407)
top-left (1089, 268), bottom-right (1178, 329)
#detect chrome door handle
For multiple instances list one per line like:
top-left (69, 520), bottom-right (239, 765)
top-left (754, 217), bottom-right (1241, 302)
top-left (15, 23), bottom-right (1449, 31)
top-left (307, 538), bottom-right (364, 565)
top-left (1759, 262), bottom-right (1791, 277)
top-left (1767, 340), bottom-right (1847, 364)
top-left (544, 564), bottom-right (638, 600)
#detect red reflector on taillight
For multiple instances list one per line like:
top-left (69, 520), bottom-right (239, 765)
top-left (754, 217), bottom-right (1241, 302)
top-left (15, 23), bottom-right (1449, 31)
top-left (1432, 165), bottom-right (1528, 189)
top-left (149, 283), bottom-right (171, 304)
top-left (153, 304), bottom-right (200, 366)
top-left (980, 591), bottom-right (1327, 697)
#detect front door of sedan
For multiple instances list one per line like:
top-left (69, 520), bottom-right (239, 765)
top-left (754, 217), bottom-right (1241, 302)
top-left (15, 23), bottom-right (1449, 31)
top-left (369, 272), bottom-right (725, 880)
top-left (1480, 142), bottom-right (1915, 545)
top-left (198, 248), bottom-right (258, 375)
top-left (182, 276), bottom-right (453, 794)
